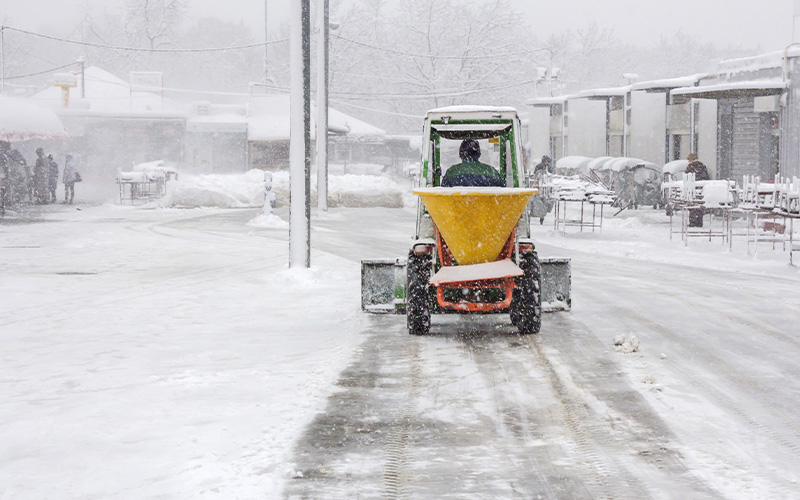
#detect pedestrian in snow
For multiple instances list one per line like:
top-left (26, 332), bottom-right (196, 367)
top-left (62, 154), bottom-right (79, 205)
top-left (47, 154), bottom-right (59, 203)
top-left (9, 149), bottom-right (31, 203)
top-left (685, 153), bottom-right (708, 228)
top-left (534, 155), bottom-right (553, 176)
top-left (0, 142), bottom-right (11, 213)
top-left (441, 139), bottom-right (504, 187)
top-left (685, 153), bottom-right (709, 181)
top-left (33, 147), bottom-right (50, 204)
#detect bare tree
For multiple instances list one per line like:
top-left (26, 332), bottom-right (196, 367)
top-left (124, 0), bottom-right (188, 50)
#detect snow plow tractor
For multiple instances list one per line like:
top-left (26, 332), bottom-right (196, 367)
top-left (361, 106), bottom-right (571, 335)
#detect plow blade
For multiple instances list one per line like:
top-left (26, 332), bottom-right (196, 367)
top-left (361, 257), bottom-right (571, 314)
top-left (361, 258), bottom-right (407, 314)
top-left (541, 258), bottom-right (571, 312)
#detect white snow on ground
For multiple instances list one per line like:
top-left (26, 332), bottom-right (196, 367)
top-left (0, 202), bottom-right (368, 499)
top-left (3, 177), bottom-right (800, 499)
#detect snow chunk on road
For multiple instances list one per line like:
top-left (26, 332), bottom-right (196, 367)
top-left (615, 334), bottom-right (640, 353)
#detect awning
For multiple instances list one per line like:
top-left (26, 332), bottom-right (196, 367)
top-left (572, 86), bottom-right (630, 100)
top-left (670, 80), bottom-right (787, 99)
top-left (0, 95), bottom-right (66, 141)
top-left (525, 96), bottom-right (569, 107)
top-left (630, 74), bottom-right (708, 93)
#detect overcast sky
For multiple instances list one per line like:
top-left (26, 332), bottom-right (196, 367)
top-left (1, 0), bottom-right (796, 52)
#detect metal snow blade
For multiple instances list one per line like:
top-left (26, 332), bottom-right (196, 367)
top-left (361, 257), bottom-right (571, 313)
top-left (361, 258), bottom-right (407, 314)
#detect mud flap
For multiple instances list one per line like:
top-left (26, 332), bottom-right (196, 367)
top-left (541, 258), bottom-right (571, 312)
top-left (361, 259), bottom-right (407, 314)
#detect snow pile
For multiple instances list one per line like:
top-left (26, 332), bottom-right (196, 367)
top-left (702, 181), bottom-right (736, 207)
top-left (271, 171), bottom-right (404, 208)
top-left (247, 212), bottom-right (289, 229)
top-left (164, 170), bottom-right (268, 208)
top-left (328, 163), bottom-right (385, 176)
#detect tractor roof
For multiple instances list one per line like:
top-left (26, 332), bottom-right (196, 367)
top-left (425, 106), bottom-right (520, 122)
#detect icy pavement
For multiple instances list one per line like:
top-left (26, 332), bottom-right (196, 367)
top-left (2, 201), bottom-right (800, 499)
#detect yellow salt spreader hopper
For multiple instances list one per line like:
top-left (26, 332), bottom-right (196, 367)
top-left (359, 106), bottom-right (571, 336)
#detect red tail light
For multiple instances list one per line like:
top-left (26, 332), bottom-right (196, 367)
top-left (413, 244), bottom-right (434, 255)
top-left (518, 243), bottom-right (535, 253)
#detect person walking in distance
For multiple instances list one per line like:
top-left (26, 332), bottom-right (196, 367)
top-left (47, 154), bottom-right (59, 203)
top-left (62, 154), bottom-right (79, 204)
top-left (34, 148), bottom-right (49, 204)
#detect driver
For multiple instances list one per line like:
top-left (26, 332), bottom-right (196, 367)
top-left (441, 138), bottom-right (504, 187)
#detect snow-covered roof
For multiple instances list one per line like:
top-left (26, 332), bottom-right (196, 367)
top-left (0, 95), bottom-right (66, 142)
top-left (631, 74), bottom-right (708, 92)
top-left (671, 79), bottom-right (787, 98)
top-left (425, 106), bottom-right (520, 122)
top-left (31, 66), bottom-right (182, 116)
top-left (716, 47), bottom-right (800, 76)
top-left (572, 86), bottom-right (630, 99)
top-left (246, 94), bottom-right (384, 142)
top-left (525, 96), bottom-right (569, 107)
top-left (427, 105), bottom-right (519, 115)
top-left (328, 106), bottom-right (385, 138)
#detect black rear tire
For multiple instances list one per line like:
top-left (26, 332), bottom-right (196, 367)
top-left (511, 252), bottom-right (542, 335)
top-left (407, 252), bottom-right (432, 336)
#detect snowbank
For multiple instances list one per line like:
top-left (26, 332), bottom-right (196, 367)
top-left (271, 171), bottom-right (404, 208)
top-left (162, 170), bottom-right (405, 209)
top-left (165, 170), bottom-right (268, 208)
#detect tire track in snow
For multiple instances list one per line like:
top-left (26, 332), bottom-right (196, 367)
top-left (1, 213), bottom-right (284, 328)
top-left (455, 332), bottom-right (587, 499)
top-left (454, 321), bottom-right (720, 500)
top-left (585, 292), bottom-right (800, 498)
top-left (382, 336), bottom-right (421, 500)
top-left (580, 264), bottom-right (800, 351)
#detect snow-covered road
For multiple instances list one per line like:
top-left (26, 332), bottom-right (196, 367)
top-left (2, 201), bottom-right (799, 499)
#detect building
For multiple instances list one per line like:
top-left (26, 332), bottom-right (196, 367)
top-left (671, 51), bottom-right (793, 181)
top-left (530, 48), bottom-right (800, 182)
top-left (31, 66), bottom-right (185, 180)
top-left (30, 66), bottom-right (389, 178)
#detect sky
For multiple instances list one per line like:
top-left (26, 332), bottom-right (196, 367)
top-left (1, 0), bottom-right (796, 53)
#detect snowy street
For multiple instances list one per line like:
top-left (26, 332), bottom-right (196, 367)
top-left (2, 201), bottom-right (800, 499)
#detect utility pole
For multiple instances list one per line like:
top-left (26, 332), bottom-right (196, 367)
top-left (316, 0), bottom-right (329, 212)
top-left (77, 56), bottom-right (86, 98)
top-left (1, 26), bottom-right (5, 96)
top-left (264, 0), bottom-right (270, 93)
top-left (289, 0), bottom-right (312, 268)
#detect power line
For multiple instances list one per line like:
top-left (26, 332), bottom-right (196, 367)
top-left (255, 78), bottom-right (537, 100)
top-left (2, 26), bottom-right (288, 53)
top-left (329, 98), bottom-right (423, 119)
top-left (331, 33), bottom-right (546, 61)
top-left (4, 61), bottom-right (79, 80)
